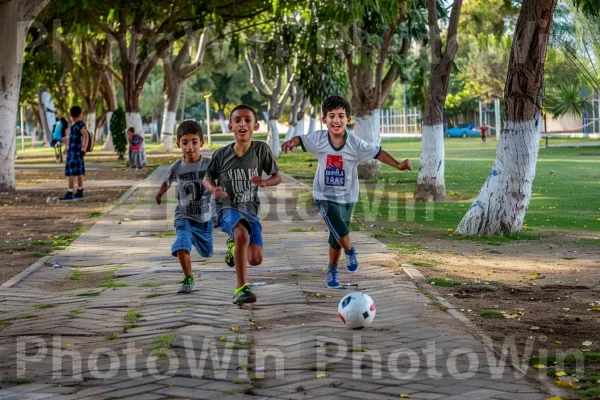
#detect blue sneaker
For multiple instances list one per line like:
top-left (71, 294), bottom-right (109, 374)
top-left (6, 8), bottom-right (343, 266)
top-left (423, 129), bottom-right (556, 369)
top-left (345, 247), bottom-right (359, 273)
top-left (326, 264), bottom-right (339, 288)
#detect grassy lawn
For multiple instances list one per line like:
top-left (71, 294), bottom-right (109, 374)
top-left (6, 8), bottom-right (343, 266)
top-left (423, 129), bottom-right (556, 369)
top-left (278, 138), bottom-right (600, 232)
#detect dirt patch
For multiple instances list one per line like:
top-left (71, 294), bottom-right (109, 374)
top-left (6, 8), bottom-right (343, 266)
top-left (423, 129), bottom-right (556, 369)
top-left (375, 225), bottom-right (600, 397)
top-left (15, 165), bottom-right (149, 186)
top-left (49, 268), bottom-right (116, 292)
top-left (0, 187), bottom-right (130, 285)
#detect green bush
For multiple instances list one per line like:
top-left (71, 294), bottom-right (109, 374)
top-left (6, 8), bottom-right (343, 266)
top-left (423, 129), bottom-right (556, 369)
top-left (110, 108), bottom-right (127, 159)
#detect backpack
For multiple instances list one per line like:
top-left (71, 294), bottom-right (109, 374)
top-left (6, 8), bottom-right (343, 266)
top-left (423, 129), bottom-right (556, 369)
top-left (85, 128), bottom-right (94, 153)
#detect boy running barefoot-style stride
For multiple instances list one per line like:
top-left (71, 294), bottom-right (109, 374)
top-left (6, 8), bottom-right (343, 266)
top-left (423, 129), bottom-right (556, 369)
top-left (281, 95), bottom-right (411, 288)
top-left (204, 105), bottom-right (281, 306)
top-left (155, 120), bottom-right (214, 294)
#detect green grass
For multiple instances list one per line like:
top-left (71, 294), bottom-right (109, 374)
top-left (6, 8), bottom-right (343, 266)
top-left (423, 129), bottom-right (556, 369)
top-left (33, 303), bottom-right (56, 309)
top-left (68, 309), bottom-right (81, 318)
top-left (88, 211), bottom-right (104, 218)
top-left (144, 293), bottom-right (167, 299)
top-left (562, 256), bottom-right (577, 260)
top-left (277, 139), bottom-right (600, 233)
top-left (428, 277), bottom-right (501, 287)
top-left (409, 260), bottom-right (439, 267)
top-left (150, 334), bottom-right (179, 358)
top-left (155, 230), bottom-right (176, 237)
top-left (348, 348), bottom-right (369, 352)
top-left (478, 310), bottom-right (505, 318)
top-left (98, 282), bottom-right (128, 288)
top-left (68, 271), bottom-right (82, 280)
top-left (107, 332), bottom-right (118, 340)
top-left (16, 314), bottom-right (38, 319)
top-left (530, 352), bottom-right (600, 396)
top-left (8, 378), bottom-right (31, 385)
top-left (76, 291), bottom-right (101, 297)
top-left (387, 242), bottom-right (424, 253)
top-left (125, 310), bottom-right (142, 324)
top-left (0, 320), bottom-right (11, 326)
top-left (139, 282), bottom-right (160, 287)
top-left (288, 228), bottom-right (306, 232)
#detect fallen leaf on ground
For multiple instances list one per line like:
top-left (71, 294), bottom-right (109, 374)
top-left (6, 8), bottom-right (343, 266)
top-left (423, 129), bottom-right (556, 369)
top-left (316, 373), bottom-right (326, 378)
top-left (532, 364), bottom-right (546, 369)
top-left (400, 395), bottom-right (411, 399)
top-left (582, 341), bottom-right (592, 347)
top-left (555, 380), bottom-right (581, 390)
top-left (555, 371), bottom-right (567, 377)
top-left (231, 326), bottom-right (239, 332)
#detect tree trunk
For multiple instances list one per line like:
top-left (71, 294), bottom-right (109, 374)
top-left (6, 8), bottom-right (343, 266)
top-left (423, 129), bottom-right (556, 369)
top-left (126, 112), bottom-right (147, 166)
top-left (219, 110), bottom-right (229, 133)
top-left (456, 0), bottom-right (556, 235)
top-left (86, 112), bottom-right (96, 142)
top-left (0, 2), bottom-right (37, 190)
top-left (285, 124), bottom-right (296, 141)
top-left (414, 124), bottom-right (446, 201)
top-left (354, 109), bottom-right (381, 179)
top-left (308, 107), bottom-right (316, 135)
top-left (267, 119), bottom-right (280, 158)
top-left (161, 79), bottom-right (183, 152)
top-left (102, 111), bottom-right (114, 150)
top-left (296, 117), bottom-right (305, 136)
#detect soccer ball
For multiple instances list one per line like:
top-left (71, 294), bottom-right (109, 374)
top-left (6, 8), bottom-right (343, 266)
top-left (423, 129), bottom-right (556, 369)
top-left (338, 292), bottom-right (376, 329)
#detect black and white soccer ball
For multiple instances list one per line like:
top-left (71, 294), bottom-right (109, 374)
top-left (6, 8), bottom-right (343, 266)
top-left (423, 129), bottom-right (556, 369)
top-left (337, 292), bottom-right (376, 329)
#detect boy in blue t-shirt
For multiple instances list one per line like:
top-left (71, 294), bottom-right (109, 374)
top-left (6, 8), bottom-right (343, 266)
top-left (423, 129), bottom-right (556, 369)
top-left (281, 95), bottom-right (411, 288)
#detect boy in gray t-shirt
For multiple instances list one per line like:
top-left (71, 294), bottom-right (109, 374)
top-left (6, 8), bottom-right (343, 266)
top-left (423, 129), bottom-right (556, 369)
top-left (156, 120), bottom-right (214, 294)
top-left (281, 96), bottom-right (411, 288)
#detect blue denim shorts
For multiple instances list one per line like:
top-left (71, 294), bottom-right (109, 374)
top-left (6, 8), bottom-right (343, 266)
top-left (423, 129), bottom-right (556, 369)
top-left (217, 209), bottom-right (263, 247)
top-left (171, 218), bottom-right (214, 257)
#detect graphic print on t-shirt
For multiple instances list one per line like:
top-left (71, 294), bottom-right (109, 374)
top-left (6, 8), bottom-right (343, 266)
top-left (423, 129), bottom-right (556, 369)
top-left (178, 170), bottom-right (210, 216)
top-left (227, 167), bottom-right (259, 203)
top-left (325, 154), bottom-right (345, 186)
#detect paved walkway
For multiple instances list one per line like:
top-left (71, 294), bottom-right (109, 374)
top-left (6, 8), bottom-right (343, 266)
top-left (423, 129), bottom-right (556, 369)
top-left (0, 167), bottom-right (551, 399)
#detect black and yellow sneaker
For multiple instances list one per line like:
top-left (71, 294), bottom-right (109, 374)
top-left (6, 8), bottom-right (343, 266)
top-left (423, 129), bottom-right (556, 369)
top-left (225, 238), bottom-right (235, 267)
top-left (233, 284), bottom-right (256, 306)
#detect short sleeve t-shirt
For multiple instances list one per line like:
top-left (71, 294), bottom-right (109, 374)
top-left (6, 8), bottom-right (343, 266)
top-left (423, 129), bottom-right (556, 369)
top-left (206, 141), bottom-right (279, 216)
top-left (68, 121), bottom-right (85, 155)
top-left (164, 157), bottom-right (215, 224)
top-left (299, 130), bottom-right (380, 203)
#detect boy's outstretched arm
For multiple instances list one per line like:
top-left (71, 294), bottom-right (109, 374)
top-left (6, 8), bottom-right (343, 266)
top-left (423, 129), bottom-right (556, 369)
top-left (281, 136), bottom-right (301, 153)
top-left (203, 176), bottom-right (228, 200)
top-left (376, 150), bottom-right (412, 171)
top-left (250, 172), bottom-right (282, 188)
top-left (155, 182), bottom-right (169, 205)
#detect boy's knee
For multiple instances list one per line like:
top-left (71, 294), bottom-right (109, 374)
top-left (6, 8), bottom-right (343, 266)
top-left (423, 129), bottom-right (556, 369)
top-left (248, 253), bottom-right (263, 266)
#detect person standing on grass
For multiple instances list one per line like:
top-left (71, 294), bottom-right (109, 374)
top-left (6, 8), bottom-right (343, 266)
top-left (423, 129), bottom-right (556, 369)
top-left (155, 120), bottom-right (214, 294)
top-left (60, 106), bottom-right (89, 201)
top-left (281, 95), bottom-right (411, 288)
top-left (203, 105), bottom-right (282, 306)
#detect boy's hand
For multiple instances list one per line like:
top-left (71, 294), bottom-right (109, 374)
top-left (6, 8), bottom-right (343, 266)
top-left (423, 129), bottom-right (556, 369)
top-left (281, 139), bottom-right (296, 153)
top-left (398, 159), bottom-right (412, 171)
top-left (250, 176), bottom-right (266, 187)
top-left (155, 192), bottom-right (163, 205)
top-left (212, 187), bottom-right (228, 200)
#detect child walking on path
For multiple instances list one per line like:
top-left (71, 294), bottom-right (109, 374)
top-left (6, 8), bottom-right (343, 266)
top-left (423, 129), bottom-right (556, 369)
top-left (204, 105), bottom-right (281, 306)
top-left (155, 120), bottom-right (214, 294)
top-left (281, 95), bottom-right (411, 288)
top-left (60, 106), bottom-right (89, 201)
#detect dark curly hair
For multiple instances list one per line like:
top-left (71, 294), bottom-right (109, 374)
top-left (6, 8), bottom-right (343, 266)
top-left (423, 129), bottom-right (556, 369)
top-left (321, 95), bottom-right (351, 117)
top-left (229, 104), bottom-right (258, 123)
top-left (176, 120), bottom-right (203, 142)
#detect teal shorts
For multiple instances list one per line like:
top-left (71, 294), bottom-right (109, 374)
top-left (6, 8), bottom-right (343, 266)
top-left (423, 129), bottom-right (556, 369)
top-left (314, 200), bottom-right (354, 251)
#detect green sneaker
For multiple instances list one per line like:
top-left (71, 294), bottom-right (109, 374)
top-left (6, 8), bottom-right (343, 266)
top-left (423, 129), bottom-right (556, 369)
top-left (225, 238), bottom-right (235, 267)
top-left (233, 284), bottom-right (257, 306)
top-left (177, 275), bottom-right (195, 294)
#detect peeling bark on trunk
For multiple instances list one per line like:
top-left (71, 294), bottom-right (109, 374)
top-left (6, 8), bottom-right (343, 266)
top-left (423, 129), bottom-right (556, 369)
top-left (0, 0), bottom-right (49, 190)
top-left (456, 0), bottom-right (557, 235)
top-left (414, 124), bottom-right (446, 201)
top-left (354, 110), bottom-right (381, 180)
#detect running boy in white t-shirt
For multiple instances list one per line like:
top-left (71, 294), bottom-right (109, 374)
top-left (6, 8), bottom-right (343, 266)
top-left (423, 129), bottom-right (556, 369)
top-left (281, 95), bottom-right (411, 288)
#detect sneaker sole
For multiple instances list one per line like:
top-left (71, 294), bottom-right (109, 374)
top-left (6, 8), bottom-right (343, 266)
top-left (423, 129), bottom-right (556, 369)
top-left (233, 294), bottom-right (257, 306)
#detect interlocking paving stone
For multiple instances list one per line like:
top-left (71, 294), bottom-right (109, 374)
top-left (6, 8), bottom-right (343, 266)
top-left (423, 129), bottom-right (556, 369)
top-left (0, 167), bottom-right (552, 399)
